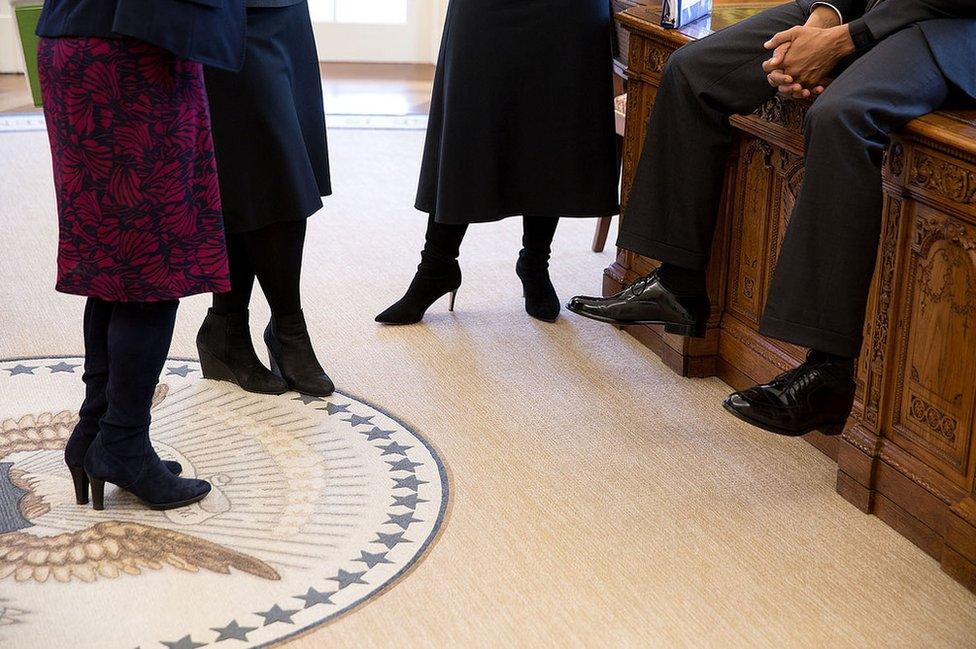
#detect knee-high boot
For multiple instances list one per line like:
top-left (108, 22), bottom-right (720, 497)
top-left (81, 301), bottom-right (211, 511)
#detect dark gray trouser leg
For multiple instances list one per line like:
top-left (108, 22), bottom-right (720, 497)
top-left (617, 2), bottom-right (806, 269)
top-left (760, 25), bottom-right (950, 357)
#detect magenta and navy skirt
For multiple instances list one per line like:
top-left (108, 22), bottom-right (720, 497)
top-left (38, 36), bottom-right (231, 302)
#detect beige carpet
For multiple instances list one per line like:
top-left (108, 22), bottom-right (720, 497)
top-left (2, 128), bottom-right (976, 648)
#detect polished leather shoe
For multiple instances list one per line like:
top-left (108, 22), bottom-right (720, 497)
top-left (566, 270), bottom-right (709, 337)
top-left (723, 353), bottom-right (856, 437)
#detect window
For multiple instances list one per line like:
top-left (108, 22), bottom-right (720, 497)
top-left (309, 1), bottom-right (409, 25)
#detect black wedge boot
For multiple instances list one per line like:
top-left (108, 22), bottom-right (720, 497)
top-left (197, 309), bottom-right (288, 395)
top-left (265, 310), bottom-right (335, 396)
top-left (516, 217), bottom-right (560, 322)
top-left (82, 301), bottom-right (210, 511)
top-left (67, 299), bottom-right (180, 505)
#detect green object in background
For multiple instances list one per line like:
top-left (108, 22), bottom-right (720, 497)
top-left (14, 3), bottom-right (44, 108)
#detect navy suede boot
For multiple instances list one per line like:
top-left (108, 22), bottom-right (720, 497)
top-left (83, 301), bottom-right (210, 511)
top-left (66, 299), bottom-right (182, 505)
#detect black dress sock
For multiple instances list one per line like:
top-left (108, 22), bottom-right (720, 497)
top-left (246, 220), bottom-right (308, 317)
top-left (657, 263), bottom-right (707, 296)
top-left (212, 234), bottom-right (256, 315)
top-left (809, 349), bottom-right (857, 370)
top-left (521, 216), bottom-right (559, 263)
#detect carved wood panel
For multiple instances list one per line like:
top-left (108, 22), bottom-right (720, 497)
top-left (727, 139), bottom-right (773, 324)
top-left (889, 206), bottom-right (976, 482)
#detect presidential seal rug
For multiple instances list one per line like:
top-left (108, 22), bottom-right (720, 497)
top-left (0, 356), bottom-right (448, 649)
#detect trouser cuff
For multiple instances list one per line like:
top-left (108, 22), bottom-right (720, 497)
top-left (759, 314), bottom-right (863, 358)
top-left (614, 232), bottom-right (708, 271)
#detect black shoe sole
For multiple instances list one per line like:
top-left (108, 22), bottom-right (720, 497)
top-left (565, 303), bottom-right (705, 338)
top-left (89, 477), bottom-right (211, 511)
top-left (199, 349), bottom-right (288, 396)
top-left (721, 399), bottom-right (846, 437)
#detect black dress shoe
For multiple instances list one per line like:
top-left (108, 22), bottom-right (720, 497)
top-left (265, 310), bottom-right (335, 397)
top-left (197, 309), bottom-right (289, 395)
top-left (566, 270), bottom-right (709, 337)
top-left (723, 353), bottom-right (856, 437)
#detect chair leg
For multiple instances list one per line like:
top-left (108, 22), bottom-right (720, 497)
top-left (592, 216), bottom-right (612, 253)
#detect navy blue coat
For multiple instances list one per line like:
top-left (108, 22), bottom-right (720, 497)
top-left (799, 0), bottom-right (976, 98)
top-left (36, 0), bottom-right (246, 71)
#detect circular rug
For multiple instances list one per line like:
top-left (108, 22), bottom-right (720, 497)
top-left (0, 356), bottom-right (448, 648)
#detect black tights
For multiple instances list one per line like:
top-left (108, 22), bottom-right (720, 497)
top-left (420, 214), bottom-right (559, 267)
top-left (213, 220), bottom-right (307, 316)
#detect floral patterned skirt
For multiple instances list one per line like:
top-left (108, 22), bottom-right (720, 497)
top-left (38, 37), bottom-right (230, 302)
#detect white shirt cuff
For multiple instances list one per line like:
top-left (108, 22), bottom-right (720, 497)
top-left (811, 2), bottom-right (844, 24)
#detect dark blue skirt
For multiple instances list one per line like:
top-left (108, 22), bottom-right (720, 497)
top-left (417, 0), bottom-right (620, 224)
top-left (204, 2), bottom-right (331, 234)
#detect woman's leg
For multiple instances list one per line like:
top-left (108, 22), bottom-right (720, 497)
top-left (517, 217), bottom-right (561, 322)
top-left (244, 219), bottom-right (307, 317)
top-left (85, 300), bottom-right (211, 510)
top-left (198, 233), bottom-right (288, 395)
top-left (375, 214), bottom-right (467, 324)
top-left (244, 220), bottom-right (334, 396)
top-left (212, 234), bottom-right (256, 315)
top-left (65, 298), bottom-right (114, 468)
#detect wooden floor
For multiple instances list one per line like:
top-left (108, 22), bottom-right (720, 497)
top-left (0, 62), bottom-right (436, 115)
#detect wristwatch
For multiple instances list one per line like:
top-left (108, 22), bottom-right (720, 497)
top-left (848, 19), bottom-right (876, 52)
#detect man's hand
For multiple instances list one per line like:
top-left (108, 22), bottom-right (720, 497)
top-left (764, 24), bottom-right (855, 89)
top-left (762, 6), bottom-right (847, 98)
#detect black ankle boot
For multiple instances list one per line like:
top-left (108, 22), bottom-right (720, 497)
top-left (81, 302), bottom-right (210, 510)
top-left (375, 261), bottom-right (462, 325)
top-left (516, 252), bottom-right (560, 322)
top-left (197, 309), bottom-right (288, 395)
top-left (265, 310), bottom-right (335, 396)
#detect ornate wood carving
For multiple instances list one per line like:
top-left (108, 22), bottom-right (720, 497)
top-left (910, 152), bottom-right (976, 206)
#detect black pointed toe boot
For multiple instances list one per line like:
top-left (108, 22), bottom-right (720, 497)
top-left (265, 310), bottom-right (335, 397)
top-left (375, 261), bottom-right (462, 325)
top-left (197, 309), bottom-right (288, 395)
top-left (516, 252), bottom-right (560, 322)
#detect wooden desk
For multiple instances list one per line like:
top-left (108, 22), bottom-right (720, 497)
top-left (610, 4), bottom-right (976, 593)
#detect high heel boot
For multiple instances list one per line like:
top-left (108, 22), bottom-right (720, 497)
top-left (374, 261), bottom-right (461, 325)
top-left (197, 309), bottom-right (288, 395)
top-left (516, 217), bottom-right (561, 322)
top-left (82, 301), bottom-right (210, 510)
top-left (375, 216), bottom-right (466, 325)
top-left (67, 300), bottom-right (180, 505)
top-left (265, 310), bottom-right (335, 396)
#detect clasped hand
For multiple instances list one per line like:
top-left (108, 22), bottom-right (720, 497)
top-left (762, 21), bottom-right (855, 100)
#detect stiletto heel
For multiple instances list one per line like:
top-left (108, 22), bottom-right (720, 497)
top-left (90, 476), bottom-right (105, 511)
top-left (448, 290), bottom-right (458, 312)
top-left (69, 466), bottom-right (89, 505)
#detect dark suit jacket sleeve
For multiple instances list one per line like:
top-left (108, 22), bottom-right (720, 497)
top-left (809, 0), bottom-right (868, 21)
top-left (855, 0), bottom-right (976, 40)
